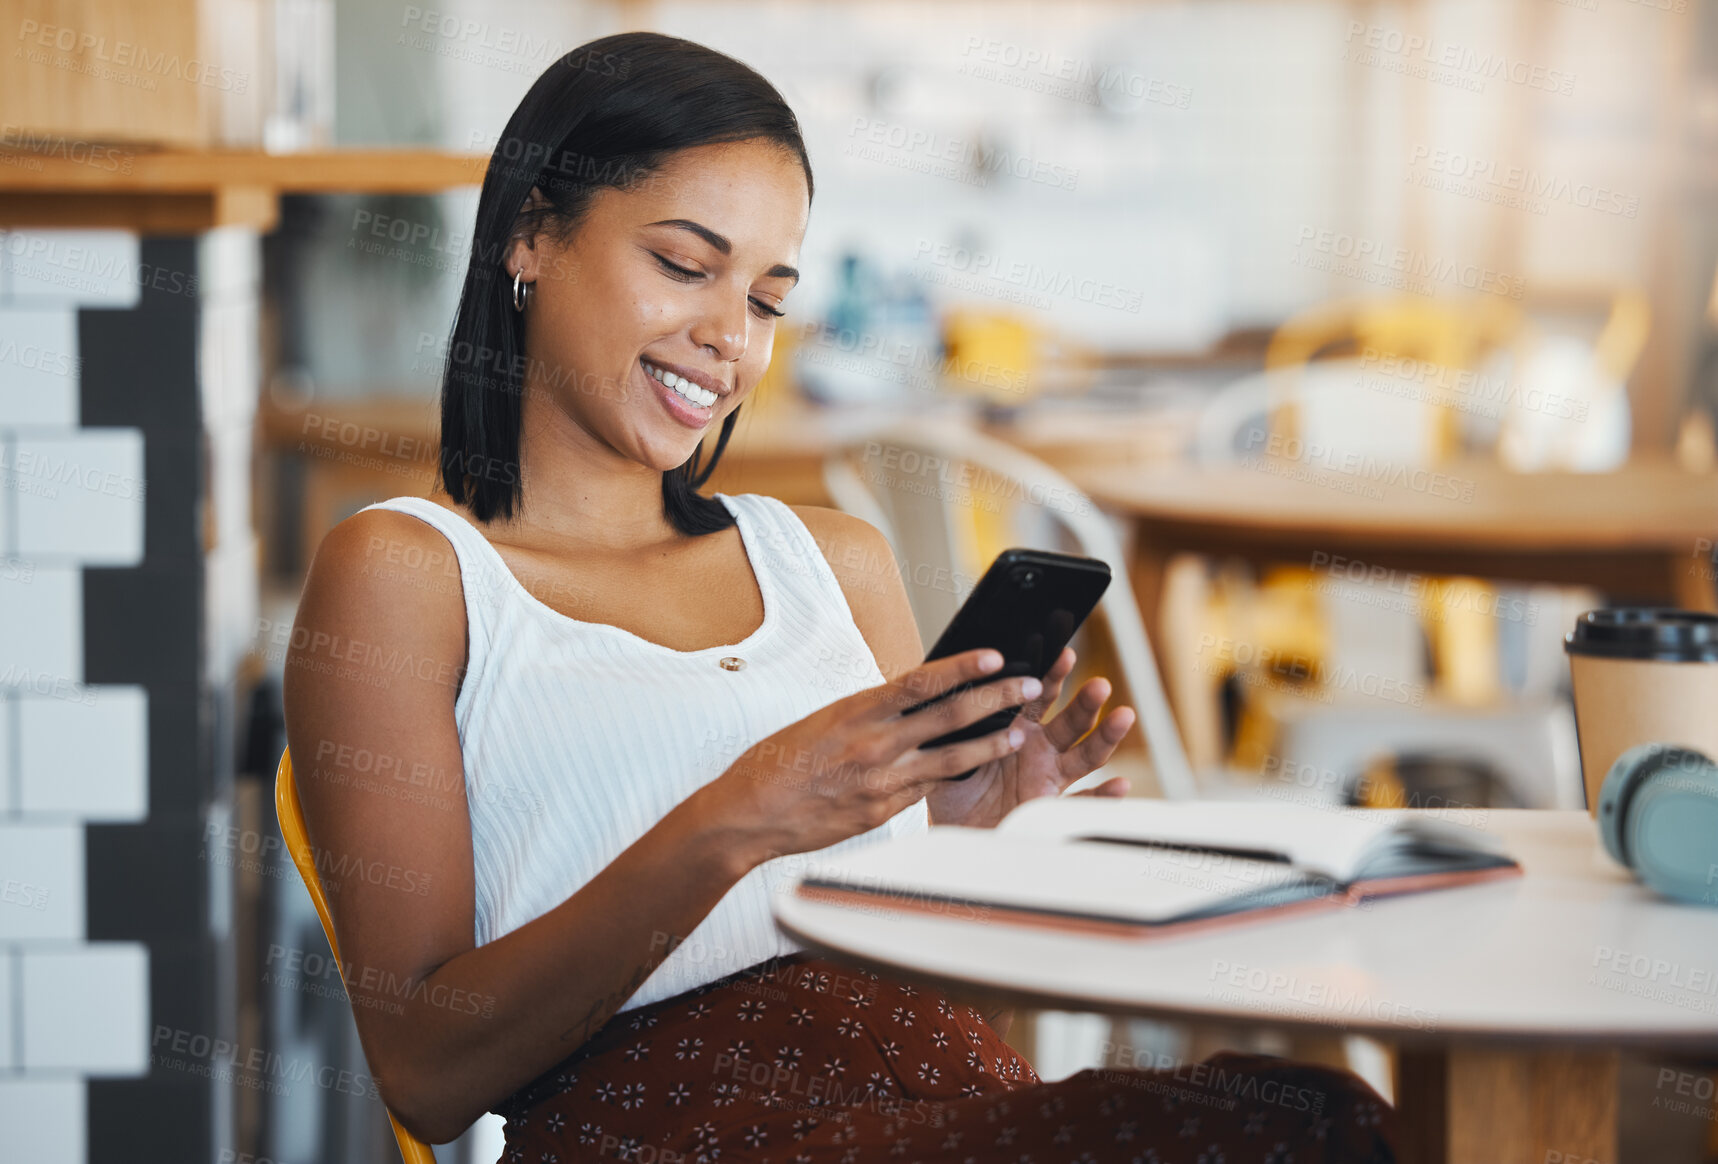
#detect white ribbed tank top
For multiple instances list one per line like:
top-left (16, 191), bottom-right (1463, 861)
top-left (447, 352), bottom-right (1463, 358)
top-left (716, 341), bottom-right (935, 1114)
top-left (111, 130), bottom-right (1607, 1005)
top-left (359, 492), bottom-right (929, 1012)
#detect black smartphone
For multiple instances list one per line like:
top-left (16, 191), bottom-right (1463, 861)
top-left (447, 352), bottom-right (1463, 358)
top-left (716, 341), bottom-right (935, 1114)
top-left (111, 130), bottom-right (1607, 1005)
top-left (900, 547), bottom-right (1111, 780)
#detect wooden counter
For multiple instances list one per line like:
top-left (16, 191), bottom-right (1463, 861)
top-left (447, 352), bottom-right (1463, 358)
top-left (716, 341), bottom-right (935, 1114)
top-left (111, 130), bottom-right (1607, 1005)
top-left (0, 148), bottom-right (486, 232)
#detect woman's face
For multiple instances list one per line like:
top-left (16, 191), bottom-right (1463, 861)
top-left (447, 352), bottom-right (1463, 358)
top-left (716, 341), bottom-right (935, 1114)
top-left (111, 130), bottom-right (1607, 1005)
top-left (509, 138), bottom-right (809, 474)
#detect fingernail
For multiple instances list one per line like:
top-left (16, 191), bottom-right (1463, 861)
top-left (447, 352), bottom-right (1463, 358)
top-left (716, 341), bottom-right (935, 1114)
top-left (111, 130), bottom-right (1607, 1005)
top-left (1008, 728), bottom-right (1025, 747)
top-left (1021, 677), bottom-right (1042, 699)
top-left (978, 651), bottom-right (1003, 672)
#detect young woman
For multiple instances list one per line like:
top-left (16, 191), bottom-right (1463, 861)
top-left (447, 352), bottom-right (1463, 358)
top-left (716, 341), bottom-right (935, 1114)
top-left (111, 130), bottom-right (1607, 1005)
top-left (283, 31), bottom-right (1398, 1163)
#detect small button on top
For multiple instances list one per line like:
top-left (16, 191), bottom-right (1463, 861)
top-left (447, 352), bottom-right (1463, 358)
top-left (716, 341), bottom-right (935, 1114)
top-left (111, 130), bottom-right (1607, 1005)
top-left (718, 656), bottom-right (746, 671)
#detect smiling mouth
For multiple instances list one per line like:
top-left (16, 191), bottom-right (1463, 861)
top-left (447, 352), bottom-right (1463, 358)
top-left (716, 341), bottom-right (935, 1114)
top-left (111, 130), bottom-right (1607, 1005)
top-left (641, 358), bottom-right (718, 408)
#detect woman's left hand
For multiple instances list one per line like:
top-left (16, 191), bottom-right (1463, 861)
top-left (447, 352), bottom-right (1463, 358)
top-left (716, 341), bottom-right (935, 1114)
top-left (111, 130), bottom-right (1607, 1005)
top-left (922, 647), bottom-right (1135, 829)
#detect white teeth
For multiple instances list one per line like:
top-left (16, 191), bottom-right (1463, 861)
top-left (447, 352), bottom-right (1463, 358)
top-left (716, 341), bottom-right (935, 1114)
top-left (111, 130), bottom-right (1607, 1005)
top-left (643, 360), bottom-right (717, 408)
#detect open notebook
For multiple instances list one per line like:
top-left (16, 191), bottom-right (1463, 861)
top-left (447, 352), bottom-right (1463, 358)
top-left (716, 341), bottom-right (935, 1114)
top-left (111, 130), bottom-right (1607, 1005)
top-left (789, 798), bottom-right (1520, 939)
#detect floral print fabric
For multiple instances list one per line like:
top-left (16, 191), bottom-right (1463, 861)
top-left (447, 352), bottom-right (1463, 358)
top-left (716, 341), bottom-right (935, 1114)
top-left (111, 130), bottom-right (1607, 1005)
top-left (493, 954), bottom-right (1397, 1163)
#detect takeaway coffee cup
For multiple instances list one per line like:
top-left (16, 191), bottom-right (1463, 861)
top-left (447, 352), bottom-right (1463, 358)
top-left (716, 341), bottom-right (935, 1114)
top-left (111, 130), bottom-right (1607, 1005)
top-left (1564, 608), bottom-right (1718, 816)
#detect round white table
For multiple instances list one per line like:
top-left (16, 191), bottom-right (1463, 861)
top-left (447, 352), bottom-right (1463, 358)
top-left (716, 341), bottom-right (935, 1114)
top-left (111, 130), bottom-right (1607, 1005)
top-left (774, 810), bottom-right (1718, 1164)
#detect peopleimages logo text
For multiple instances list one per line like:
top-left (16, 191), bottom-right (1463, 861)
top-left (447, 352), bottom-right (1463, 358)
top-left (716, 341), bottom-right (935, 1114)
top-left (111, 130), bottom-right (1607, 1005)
top-left (1343, 21), bottom-right (1576, 96)
top-left (1407, 146), bottom-right (1637, 218)
top-left (17, 20), bottom-right (250, 91)
top-left (1294, 226), bottom-right (1525, 299)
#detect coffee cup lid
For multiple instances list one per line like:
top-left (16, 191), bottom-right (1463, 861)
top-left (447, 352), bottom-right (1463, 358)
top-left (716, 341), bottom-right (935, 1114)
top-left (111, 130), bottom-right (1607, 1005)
top-left (1564, 607), bottom-right (1718, 662)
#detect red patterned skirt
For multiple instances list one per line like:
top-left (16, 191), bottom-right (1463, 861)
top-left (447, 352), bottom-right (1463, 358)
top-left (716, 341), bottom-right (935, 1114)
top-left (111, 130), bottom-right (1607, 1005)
top-left (492, 953), bottom-right (1398, 1163)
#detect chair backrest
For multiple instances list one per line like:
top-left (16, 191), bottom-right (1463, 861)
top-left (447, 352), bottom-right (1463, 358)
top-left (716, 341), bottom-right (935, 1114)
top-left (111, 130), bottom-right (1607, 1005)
top-left (1263, 294), bottom-right (1526, 463)
top-left (822, 441), bottom-right (970, 649)
top-left (824, 419), bottom-right (1197, 799)
top-left (274, 749), bottom-right (440, 1164)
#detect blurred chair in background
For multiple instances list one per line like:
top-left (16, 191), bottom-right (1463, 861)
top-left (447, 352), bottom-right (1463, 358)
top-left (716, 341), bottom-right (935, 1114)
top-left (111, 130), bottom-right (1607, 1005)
top-left (1495, 288), bottom-right (1646, 474)
top-left (939, 306), bottom-right (1044, 409)
top-left (1265, 295), bottom-right (1527, 464)
top-left (1176, 293), bottom-right (1628, 811)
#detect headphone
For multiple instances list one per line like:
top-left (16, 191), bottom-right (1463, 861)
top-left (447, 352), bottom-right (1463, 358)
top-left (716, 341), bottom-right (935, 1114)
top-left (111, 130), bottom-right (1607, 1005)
top-left (1597, 742), bottom-right (1718, 905)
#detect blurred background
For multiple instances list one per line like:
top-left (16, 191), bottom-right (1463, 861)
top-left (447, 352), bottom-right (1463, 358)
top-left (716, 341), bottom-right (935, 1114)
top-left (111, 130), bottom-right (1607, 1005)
top-left (3, 0), bottom-right (1718, 1160)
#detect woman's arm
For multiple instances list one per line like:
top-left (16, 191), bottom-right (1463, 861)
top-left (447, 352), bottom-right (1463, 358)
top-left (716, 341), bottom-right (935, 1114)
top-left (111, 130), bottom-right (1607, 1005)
top-left (283, 511), bottom-right (769, 1143)
top-left (790, 506), bottom-right (1017, 1032)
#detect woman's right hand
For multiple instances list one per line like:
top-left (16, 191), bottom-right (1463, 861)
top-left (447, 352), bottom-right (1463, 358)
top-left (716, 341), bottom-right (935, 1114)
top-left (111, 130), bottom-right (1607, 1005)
top-left (703, 648), bottom-right (1039, 864)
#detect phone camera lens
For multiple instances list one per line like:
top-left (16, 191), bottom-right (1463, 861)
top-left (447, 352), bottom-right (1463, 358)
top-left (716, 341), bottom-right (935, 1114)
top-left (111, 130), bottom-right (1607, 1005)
top-left (1011, 566), bottom-right (1039, 589)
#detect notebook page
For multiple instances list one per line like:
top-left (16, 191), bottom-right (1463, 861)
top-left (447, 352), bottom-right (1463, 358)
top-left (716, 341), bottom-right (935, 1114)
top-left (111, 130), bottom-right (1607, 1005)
top-left (790, 826), bottom-right (1313, 926)
top-left (994, 798), bottom-right (1405, 882)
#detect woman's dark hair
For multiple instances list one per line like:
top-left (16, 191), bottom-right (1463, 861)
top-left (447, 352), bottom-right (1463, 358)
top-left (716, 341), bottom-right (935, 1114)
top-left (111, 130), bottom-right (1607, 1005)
top-left (438, 32), bottom-right (813, 534)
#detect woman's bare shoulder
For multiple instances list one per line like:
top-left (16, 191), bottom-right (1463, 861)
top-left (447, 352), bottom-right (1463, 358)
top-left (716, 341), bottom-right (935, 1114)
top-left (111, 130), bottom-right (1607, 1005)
top-left (786, 504), bottom-right (892, 572)
top-left (787, 504), bottom-right (922, 678)
top-left (297, 505), bottom-right (470, 657)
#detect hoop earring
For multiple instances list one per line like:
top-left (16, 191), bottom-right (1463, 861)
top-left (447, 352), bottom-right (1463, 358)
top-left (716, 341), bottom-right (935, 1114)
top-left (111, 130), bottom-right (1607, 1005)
top-left (512, 270), bottom-right (532, 312)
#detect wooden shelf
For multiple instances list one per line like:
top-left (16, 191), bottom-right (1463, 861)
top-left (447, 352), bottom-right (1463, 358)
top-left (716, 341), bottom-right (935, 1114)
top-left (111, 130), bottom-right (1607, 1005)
top-left (0, 148), bottom-right (487, 233)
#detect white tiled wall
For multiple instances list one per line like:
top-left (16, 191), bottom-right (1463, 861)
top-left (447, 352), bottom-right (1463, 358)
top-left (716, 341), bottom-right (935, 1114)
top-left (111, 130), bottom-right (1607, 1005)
top-left (0, 1077), bottom-right (85, 1164)
top-left (0, 308), bottom-right (79, 427)
top-left (0, 230), bottom-right (153, 1151)
top-left (0, 565), bottom-right (81, 684)
top-left (0, 953), bottom-right (12, 1072)
top-left (12, 431), bottom-right (145, 566)
top-left (0, 824), bottom-right (84, 941)
top-left (18, 689), bottom-right (148, 821)
top-left (0, 231), bottom-right (142, 310)
top-left (21, 947), bottom-right (150, 1073)
top-left (0, 702), bottom-right (11, 815)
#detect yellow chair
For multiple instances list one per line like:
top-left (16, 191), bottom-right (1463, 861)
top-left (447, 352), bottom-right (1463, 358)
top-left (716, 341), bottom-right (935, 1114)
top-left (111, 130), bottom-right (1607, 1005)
top-left (274, 749), bottom-right (440, 1164)
top-left (1263, 293), bottom-right (1525, 464)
